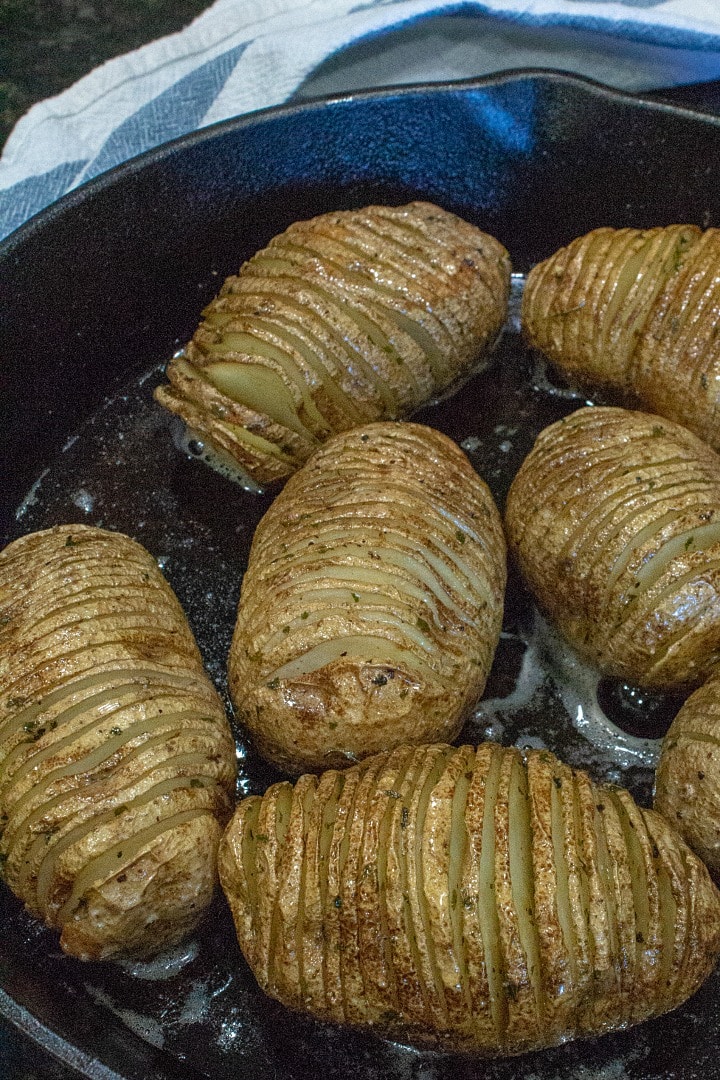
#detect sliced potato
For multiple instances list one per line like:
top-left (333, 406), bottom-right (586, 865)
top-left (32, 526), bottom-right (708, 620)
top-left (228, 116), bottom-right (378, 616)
top-left (0, 525), bottom-right (237, 960)
top-left (229, 422), bottom-right (506, 775)
top-left (155, 202), bottom-right (511, 485)
top-left (522, 224), bottom-right (720, 450)
top-left (655, 668), bottom-right (720, 874)
top-left (218, 741), bottom-right (720, 1054)
top-left (505, 405), bottom-right (720, 688)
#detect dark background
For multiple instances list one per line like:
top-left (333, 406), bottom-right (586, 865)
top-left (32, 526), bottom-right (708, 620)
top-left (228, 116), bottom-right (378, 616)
top-left (0, 0), bottom-right (209, 150)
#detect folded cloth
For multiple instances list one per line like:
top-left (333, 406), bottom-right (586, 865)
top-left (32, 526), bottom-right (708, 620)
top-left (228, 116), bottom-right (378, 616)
top-left (3, 0), bottom-right (720, 241)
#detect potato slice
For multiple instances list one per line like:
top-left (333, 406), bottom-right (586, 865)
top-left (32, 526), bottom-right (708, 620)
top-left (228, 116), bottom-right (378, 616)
top-left (155, 201), bottom-right (511, 485)
top-left (317, 764), bottom-right (363, 1022)
top-left (353, 745), bottom-right (416, 1018)
top-left (521, 224), bottom-right (720, 451)
top-left (505, 405), bottom-right (720, 688)
top-left (228, 421), bottom-right (506, 775)
top-left (268, 771), bottom-right (319, 1007)
top-left (218, 741), bottom-right (720, 1055)
top-left (157, 356), bottom-right (310, 487)
top-left (378, 745), bottom-right (433, 1029)
top-left (655, 668), bottom-right (720, 874)
top-left (632, 228), bottom-right (720, 450)
top-left (0, 525), bottom-right (237, 960)
top-left (420, 743), bottom-right (477, 1031)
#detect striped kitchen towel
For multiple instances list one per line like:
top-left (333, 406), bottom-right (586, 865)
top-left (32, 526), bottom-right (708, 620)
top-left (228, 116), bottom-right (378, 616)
top-left (3, 0), bottom-right (720, 241)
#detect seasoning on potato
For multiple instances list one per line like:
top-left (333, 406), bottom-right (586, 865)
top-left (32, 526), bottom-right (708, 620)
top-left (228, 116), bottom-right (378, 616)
top-left (505, 405), bottom-right (720, 689)
top-left (228, 422), bottom-right (506, 775)
top-left (0, 524), bottom-right (237, 961)
top-left (155, 201), bottom-right (511, 486)
top-left (219, 740), bottom-right (720, 1055)
top-left (655, 668), bottom-right (720, 874)
top-left (522, 224), bottom-right (720, 449)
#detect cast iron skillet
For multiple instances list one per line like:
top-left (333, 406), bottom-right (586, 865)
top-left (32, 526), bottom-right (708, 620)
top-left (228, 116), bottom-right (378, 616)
top-left (2, 69), bottom-right (720, 1079)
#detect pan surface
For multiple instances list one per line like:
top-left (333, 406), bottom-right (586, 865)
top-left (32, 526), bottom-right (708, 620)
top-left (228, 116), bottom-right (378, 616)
top-left (2, 69), bottom-right (720, 1079)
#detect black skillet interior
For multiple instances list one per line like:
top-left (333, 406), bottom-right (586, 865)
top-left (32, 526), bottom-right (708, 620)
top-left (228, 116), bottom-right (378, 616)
top-left (2, 69), bottom-right (720, 1079)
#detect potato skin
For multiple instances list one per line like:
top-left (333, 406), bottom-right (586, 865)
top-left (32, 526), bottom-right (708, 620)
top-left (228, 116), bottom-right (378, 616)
top-left (218, 741), bottom-right (720, 1055)
top-left (229, 422), bottom-right (506, 775)
top-left (155, 201), bottom-right (511, 485)
top-left (505, 405), bottom-right (720, 688)
top-left (0, 525), bottom-right (237, 960)
top-left (522, 225), bottom-right (720, 450)
top-left (655, 669), bottom-right (720, 874)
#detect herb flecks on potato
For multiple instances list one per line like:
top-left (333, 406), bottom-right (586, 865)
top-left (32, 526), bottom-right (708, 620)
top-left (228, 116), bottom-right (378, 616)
top-left (219, 741), bottom-right (720, 1055)
top-left (505, 406), bottom-right (720, 688)
top-left (656, 669), bottom-right (720, 874)
top-left (0, 525), bottom-right (237, 961)
top-left (229, 422), bottom-right (506, 775)
top-left (155, 202), bottom-right (511, 485)
top-left (522, 224), bottom-right (720, 449)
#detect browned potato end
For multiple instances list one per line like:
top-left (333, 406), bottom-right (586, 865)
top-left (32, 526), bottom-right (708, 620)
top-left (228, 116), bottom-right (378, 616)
top-left (0, 525), bottom-right (237, 960)
top-left (655, 669), bottom-right (720, 874)
top-left (219, 741), bottom-right (720, 1054)
top-left (229, 422), bottom-right (506, 775)
top-left (505, 405), bottom-right (720, 689)
top-left (155, 201), bottom-right (511, 485)
top-left (631, 228), bottom-right (720, 450)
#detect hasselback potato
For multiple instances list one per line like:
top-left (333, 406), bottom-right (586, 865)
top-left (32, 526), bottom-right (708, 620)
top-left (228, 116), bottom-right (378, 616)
top-left (505, 406), bottom-right (720, 688)
top-left (229, 422), bottom-right (506, 775)
top-left (0, 525), bottom-right (237, 960)
top-left (656, 669), bottom-right (720, 874)
top-left (155, 201), bottom-right (511, 485)
top-left (522, 224), bottom-right (720, 449)
top-left (219, 740), bottom-right (720, 1055)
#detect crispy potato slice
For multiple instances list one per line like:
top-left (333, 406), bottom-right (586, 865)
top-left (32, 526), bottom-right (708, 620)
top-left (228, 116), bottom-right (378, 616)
top-left (318, 764), bottom-right (363, 1022)
top-left (493, 745), bottom-right (541, 1050)
top-left (459, 742), bottom-right (504, 1048)
top-left (0, 525), bottom-right (236, 960)
top-left (335, 750), bottom-right (390, 1026)
top-left (380, 745), bottom-right (433, 1029)
top-left (218, 741), bottom-right (720, 1055)
top-left (269, 772), bottom-right (318, 1007)
top-left (229, 421), bottom-right (506, 775)
top-left (155, 201), bottom-right (510, 485)
top-left (420, 743), bottom-right (477, 1031)
top-left (354, 745), bottom-right (416, 1018)
top-left (299, 767), bottom-right (345, 1008)
top-left (505, 405), bottom-right (720, 688)
top-left (400, 744), bottom-right (457, 1034)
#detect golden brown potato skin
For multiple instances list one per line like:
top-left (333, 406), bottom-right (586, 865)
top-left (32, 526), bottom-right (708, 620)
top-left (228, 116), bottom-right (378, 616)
top-left (505, 406), bottom-right (720, 689)
top-left (219, 741), bottom-right (720, 1055)
top-left (522, 225), bottom-right (720, 450)
top-left (0, 525), bottom-right (237, 961)
top-left (655, 669), bottom-right (720, 874)
top-left (229, 422), bottom-right (506, 775)
top-left (155, 201), bottom-right (511, 485)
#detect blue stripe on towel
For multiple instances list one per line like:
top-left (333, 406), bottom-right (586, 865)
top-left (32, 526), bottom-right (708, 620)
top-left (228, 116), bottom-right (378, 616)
top-left (0, 160), bottom-right (88, 240)
top-left (81, 41), bottom-right (251, 183)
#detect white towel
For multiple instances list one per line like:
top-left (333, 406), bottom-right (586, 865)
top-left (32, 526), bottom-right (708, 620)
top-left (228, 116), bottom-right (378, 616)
top-left (3, 0), bottom-right (720, 241)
